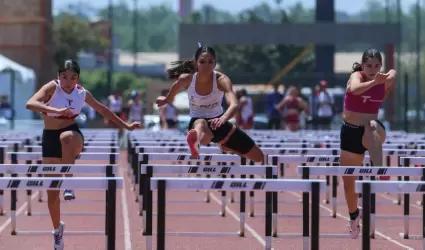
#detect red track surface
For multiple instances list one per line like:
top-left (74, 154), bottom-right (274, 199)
top-left (0, 152), bottom-right (422, 249)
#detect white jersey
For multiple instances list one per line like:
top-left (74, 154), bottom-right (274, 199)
top-left (43, 80), bottom-right (87, 119)
top-left (164, 104), bottom-right (177, 120)
top-left (129, 101), bottom-right (143, 121)
top-left (240, 96), bottom-right (253, 121)
top-left (187, 71), bottom-right (224, 118)
top-left (108, 95), bottom-right (122, 113)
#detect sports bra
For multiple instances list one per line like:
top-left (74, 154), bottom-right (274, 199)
top-left (187, 71), bottom-right (224, 118)
top-left (285, 97), bottom-right (300, 109)
top-left (43, 80), bottom-right (87, 119)
top-left (344, 71), bottom-right (385, 114)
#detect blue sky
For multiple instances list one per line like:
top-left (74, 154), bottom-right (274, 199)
top-left (53, 0), bottom-right (417, 15)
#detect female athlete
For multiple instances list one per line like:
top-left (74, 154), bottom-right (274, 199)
top-left (155, 45), bottom-right (264, 163)
top-left (275, 86), bottom-right (308, 131)
top-left (339, 48), bottom-right (396, 238)
top-left (25, 60), bottom-right (141, 250)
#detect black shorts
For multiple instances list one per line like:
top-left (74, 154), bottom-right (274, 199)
top-left (166, 119), bottom-right (177, 128)
top-left (42, 123), bottom-right (84, 158)
top-left (340, 120), bottom-right (385, 155)
top-left (188, 115), bottom-right (255, 155)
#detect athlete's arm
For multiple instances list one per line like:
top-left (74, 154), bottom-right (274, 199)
top-left (298, 97), bottom-right (309, 114)
top-left (164, 74), bottom-right (191, 103)
top-left (384, 69), bottom-right (397, 98)
top-left (85, 91), bottom-right (131, 129)
top-left (217, 75), bottom-right (239, 122)
top-left (347, 72), bottom-right (377, 95)
top-left (26, 81), bottom-right (61, 113)
top-left (275, 96), bottom-right (287, 111)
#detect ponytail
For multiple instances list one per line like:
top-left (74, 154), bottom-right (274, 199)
top-left (351, 62), bottom-right (362, 73)
top-left (166, 60), bottom-right (196, 80)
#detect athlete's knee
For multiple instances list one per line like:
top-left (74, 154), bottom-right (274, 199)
top-left (193, 119), bottom-right (208, 128)
top-left (59, 131), bottom-right (75, 146)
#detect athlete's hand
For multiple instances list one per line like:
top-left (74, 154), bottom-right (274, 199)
top-left (374, 72), bottom-right (389, 84)
top-left (209, 117), bottom-right (227, 130)
top-left (56, 108), bottom-right (73, 117)
top-left (155, 96), bottom-right (168, 107)
top-left (126, 121), bottom-right (142, 131)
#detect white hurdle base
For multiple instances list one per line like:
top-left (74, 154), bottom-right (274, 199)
top-left (14, 231), bottom-right (104, 236)
top-left (274, 233), bottom-right (357, 239)
top-left (27, 212), bottom-right (105, 216)
top-left (398, 233), bottom-right (424, 240)
top-left (160, 231), bottom-right (241, 237)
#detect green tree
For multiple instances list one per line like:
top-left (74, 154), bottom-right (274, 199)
top-left (53, 13), bottom-right (107, 67)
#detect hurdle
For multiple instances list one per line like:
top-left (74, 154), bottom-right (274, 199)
top-left (137, 153), bottom-right (249, 215)
top-left (23, 145), bottom-right (120, 153)
top-left (149, 177), bottom-right (326, 250)
top-left (140, 164), bottom-right (277, 235)
top-left (356, 179), bottom-right (425, 250)
top-left (0, 176), bottom-right (122, 250)
top-left (6, 152), bottom-right (119, 214)
top-left (298, 165), bottom-right (425, 239)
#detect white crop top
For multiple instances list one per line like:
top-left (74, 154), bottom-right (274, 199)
top-left (187, 71), bottom-right (224, 118)
top-left (108, 95), bottom-right (122, 113)
top-left (43, 80), bottom-right (87, 119)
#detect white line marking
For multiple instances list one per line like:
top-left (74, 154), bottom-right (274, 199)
top-left (209, 193), bottom-right (275, 250)
top-left (0, 191), bottom-right (39, 235)
top-left (119, 168), bottom-right (132, 250)
top-left (288, 191), bottom-right (414, 250)
top-left (378, 193), bottom-right (422, 210)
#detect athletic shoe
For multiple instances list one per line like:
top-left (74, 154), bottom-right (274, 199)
top-left (187, 129), bottom-right (200, 158)
top-left (53, 221), bottom-right (65, 250)
top-left (348, 208), bottom-right (362, 239)
top-left (63, 190), bottom-right (75, 201)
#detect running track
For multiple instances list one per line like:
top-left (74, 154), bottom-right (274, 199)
top-left (0, 152), bottom-right (422, 249)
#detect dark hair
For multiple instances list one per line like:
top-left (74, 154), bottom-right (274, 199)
top-left (58, 59), bottom-right (80, 75)
top-left (351, 48), bottom-right (382, 73)
top-left (166, 46), bottom-right (216, 79)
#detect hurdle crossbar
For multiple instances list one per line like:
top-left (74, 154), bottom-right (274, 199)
top-left (0, 177), bottom-right (121, 250)
top-left (150, 177), bottom-right (326, 250)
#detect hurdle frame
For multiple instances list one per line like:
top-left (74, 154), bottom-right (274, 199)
top-left (150, 177), bottom-right (325, 250)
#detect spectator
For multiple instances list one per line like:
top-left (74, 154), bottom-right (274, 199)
top-left (315, 80), bottom-right (335, 130)
top-left (264, 84), bottom-right (283, 129)
top-left (0, 95), bottom-right (12, 120)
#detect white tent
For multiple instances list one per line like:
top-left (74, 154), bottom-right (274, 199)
top-left (0, 54), bottom-right (37, 120)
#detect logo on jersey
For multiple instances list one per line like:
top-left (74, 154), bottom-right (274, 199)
top-left (361, 96), bottom-right (383, 104)
top-left (66, 99), bottom-right (74, 109)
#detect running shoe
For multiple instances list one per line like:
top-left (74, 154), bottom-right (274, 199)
top-left (63, 190), bottom-right (75, 201)
top-left (348, 208), bottom-right (362, 239)
top-left (187, 129), bottom-right (200, 158)
top-left (53, 221), bottom-right (65, 250)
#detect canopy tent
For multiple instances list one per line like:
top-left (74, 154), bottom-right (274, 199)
top-left (0, 54), bottom-right (37, 121)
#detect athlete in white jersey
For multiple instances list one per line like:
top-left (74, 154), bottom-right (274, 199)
top-left (155, 45), bottom-right (264, 163)
top-left (25, 60), bottom-right (141, 250)
top-left (237, 89), bottom-right (254, 129)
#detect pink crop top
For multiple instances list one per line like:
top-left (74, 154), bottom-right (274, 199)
top-left (344, 72), bottom-right (385, 114)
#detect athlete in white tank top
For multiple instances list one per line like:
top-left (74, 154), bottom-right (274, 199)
top-left (43, 80), bottom-right (87, 119)
top-left (155, 45), bottom-right (263, 164)
top-left (25, 59), bottom-right (142, 250)
top-left (187, 71), bottom-right (224, 118)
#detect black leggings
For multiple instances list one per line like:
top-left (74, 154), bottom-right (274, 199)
top-left (188, 116), bottom-right (256, 155)
top-left (42, 123), bottom-right (84, 158)
top-left (340, 120), bottom-right (385, 155)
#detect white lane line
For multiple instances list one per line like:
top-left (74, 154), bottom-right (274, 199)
top-left (119, 168), bottom-right (132, 250)
top-left (0, 191), bottom-right (39, 235)
top-left (210, 193), bottom-right (275, 250)
top-left (288, 191), bottom-right (414, 250)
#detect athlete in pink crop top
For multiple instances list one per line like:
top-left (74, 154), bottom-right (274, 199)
top-left (275, 86), bottom-right (308, 132)
top-left (25, 59), bottom-right (141, 250)
top-left (338, 49), bottom-right (396, 240)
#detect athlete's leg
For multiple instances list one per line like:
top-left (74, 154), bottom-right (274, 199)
top-left (219, 127), bottom-right (264, 163)
top-left (187, 119), bottom-right (214, 157)
top-left (340, 150), bottom-right (364, 238)
top-left (59, 131), bottom-right (84, 200)
top-left (362, 120), bottom-right (386, 167)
